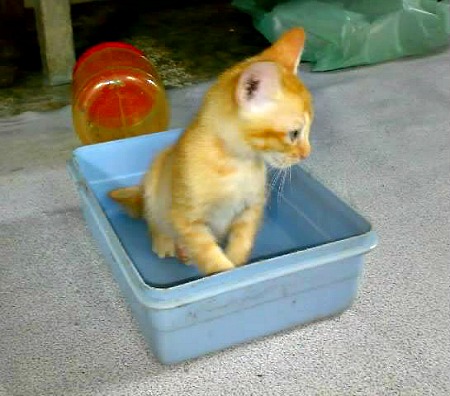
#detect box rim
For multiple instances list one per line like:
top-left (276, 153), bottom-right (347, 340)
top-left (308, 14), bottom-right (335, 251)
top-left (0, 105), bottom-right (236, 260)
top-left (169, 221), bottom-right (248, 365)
top-left (68, 156), bottom-right (378, 310)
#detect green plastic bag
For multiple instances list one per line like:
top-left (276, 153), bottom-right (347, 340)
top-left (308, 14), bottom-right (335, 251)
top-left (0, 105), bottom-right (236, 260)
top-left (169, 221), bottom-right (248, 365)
top-left (233, 0), bottom-right (450, 71)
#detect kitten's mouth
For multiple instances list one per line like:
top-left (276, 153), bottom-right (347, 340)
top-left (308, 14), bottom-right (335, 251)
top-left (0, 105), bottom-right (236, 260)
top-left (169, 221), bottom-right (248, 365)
top-left (264, 155), bottom-right (300, 169)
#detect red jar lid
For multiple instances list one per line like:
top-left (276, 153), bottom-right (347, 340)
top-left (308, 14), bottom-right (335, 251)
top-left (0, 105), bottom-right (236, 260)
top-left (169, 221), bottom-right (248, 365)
top-left (73, 42), bottom-right (145, 75)
top-left (73, 42), bottom-right (157, 130)
top-left (79, 69), bottom-right (156, 130)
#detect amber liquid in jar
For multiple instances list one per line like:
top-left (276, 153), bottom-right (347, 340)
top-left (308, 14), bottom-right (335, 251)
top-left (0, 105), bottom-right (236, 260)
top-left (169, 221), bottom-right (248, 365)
top-left (72, 42), bottom-right (169, 145)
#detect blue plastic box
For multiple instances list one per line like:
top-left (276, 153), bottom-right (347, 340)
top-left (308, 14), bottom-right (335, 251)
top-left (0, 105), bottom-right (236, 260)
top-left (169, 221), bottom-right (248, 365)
top-left (68, 129), bottom-right (377, 364)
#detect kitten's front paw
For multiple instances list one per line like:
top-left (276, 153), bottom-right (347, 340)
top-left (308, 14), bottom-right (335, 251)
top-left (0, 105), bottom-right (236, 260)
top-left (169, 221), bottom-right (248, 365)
top-left (152, 234), bottom-right (176, 258)
top-left (204, 256), bottom-right (235, 275)
top-left (225, 242), bottom-right (252, 267)
top-left (175, 244), bottom-right (191, 264)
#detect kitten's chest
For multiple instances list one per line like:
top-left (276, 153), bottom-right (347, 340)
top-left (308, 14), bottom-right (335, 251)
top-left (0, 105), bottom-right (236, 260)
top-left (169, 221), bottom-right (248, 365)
top-left (207, 160), bottom-right (265, 237)
top-left (221, 158), bottom-right (265, 202)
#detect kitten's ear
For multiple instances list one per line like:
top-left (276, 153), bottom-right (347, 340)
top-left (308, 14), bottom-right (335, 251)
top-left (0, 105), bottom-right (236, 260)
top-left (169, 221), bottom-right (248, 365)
top-left (260, 27), bottom-right (305, 73)
top-left (236, 61), bottom-right (280, 113)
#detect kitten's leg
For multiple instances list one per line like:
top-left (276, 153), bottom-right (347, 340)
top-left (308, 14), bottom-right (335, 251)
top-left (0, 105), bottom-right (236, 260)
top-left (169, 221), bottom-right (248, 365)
top-left (172, 215), bottom-right (234, 275)
top-left (150, 225), bottom-right (191, 263)
top-left (225, 203), bottom-right (264, 266)
top-left (149, 222), bottom-right (176, 258)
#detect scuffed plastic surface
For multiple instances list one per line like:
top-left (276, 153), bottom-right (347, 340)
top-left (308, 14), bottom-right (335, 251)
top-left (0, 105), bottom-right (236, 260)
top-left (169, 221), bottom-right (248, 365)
top-left (233, 0), bottom-right (450, 71)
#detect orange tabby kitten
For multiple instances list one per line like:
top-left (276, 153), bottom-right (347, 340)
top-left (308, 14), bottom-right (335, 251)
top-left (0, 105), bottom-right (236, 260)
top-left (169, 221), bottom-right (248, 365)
top-left (109, 27), bottom-right (313, 275)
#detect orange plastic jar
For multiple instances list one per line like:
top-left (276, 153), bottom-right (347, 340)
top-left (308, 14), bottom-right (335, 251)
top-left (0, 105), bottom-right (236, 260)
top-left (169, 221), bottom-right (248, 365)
top-left (72, 42), bottom-right (169, 145)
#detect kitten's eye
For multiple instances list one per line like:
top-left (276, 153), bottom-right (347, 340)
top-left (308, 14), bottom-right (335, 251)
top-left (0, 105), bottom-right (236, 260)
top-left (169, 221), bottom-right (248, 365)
top-left (288, 130), bottom-right (300, 142)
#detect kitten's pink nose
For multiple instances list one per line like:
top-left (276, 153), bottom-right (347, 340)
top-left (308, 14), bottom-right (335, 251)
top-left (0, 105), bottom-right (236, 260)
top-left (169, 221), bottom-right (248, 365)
top-left (297, 144), bottom-right (311, 160)
top-left (299, 151), bottom-right (309, 160)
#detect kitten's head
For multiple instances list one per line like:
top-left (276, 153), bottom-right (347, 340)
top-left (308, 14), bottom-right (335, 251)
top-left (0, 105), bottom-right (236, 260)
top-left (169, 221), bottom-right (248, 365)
top-left (230, 28), bottom-right (313, 168)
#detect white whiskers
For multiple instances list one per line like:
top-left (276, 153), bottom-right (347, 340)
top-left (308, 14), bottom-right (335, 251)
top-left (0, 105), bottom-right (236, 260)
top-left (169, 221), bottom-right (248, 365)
top-left (267, 167), bottom-right (288, 206)
top-left (277, 168), bottom-right (288, 205)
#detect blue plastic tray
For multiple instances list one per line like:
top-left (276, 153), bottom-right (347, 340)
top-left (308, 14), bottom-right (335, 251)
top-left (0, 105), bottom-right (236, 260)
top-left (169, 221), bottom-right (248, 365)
top-left (68, 129), bottom-right (377, 364)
